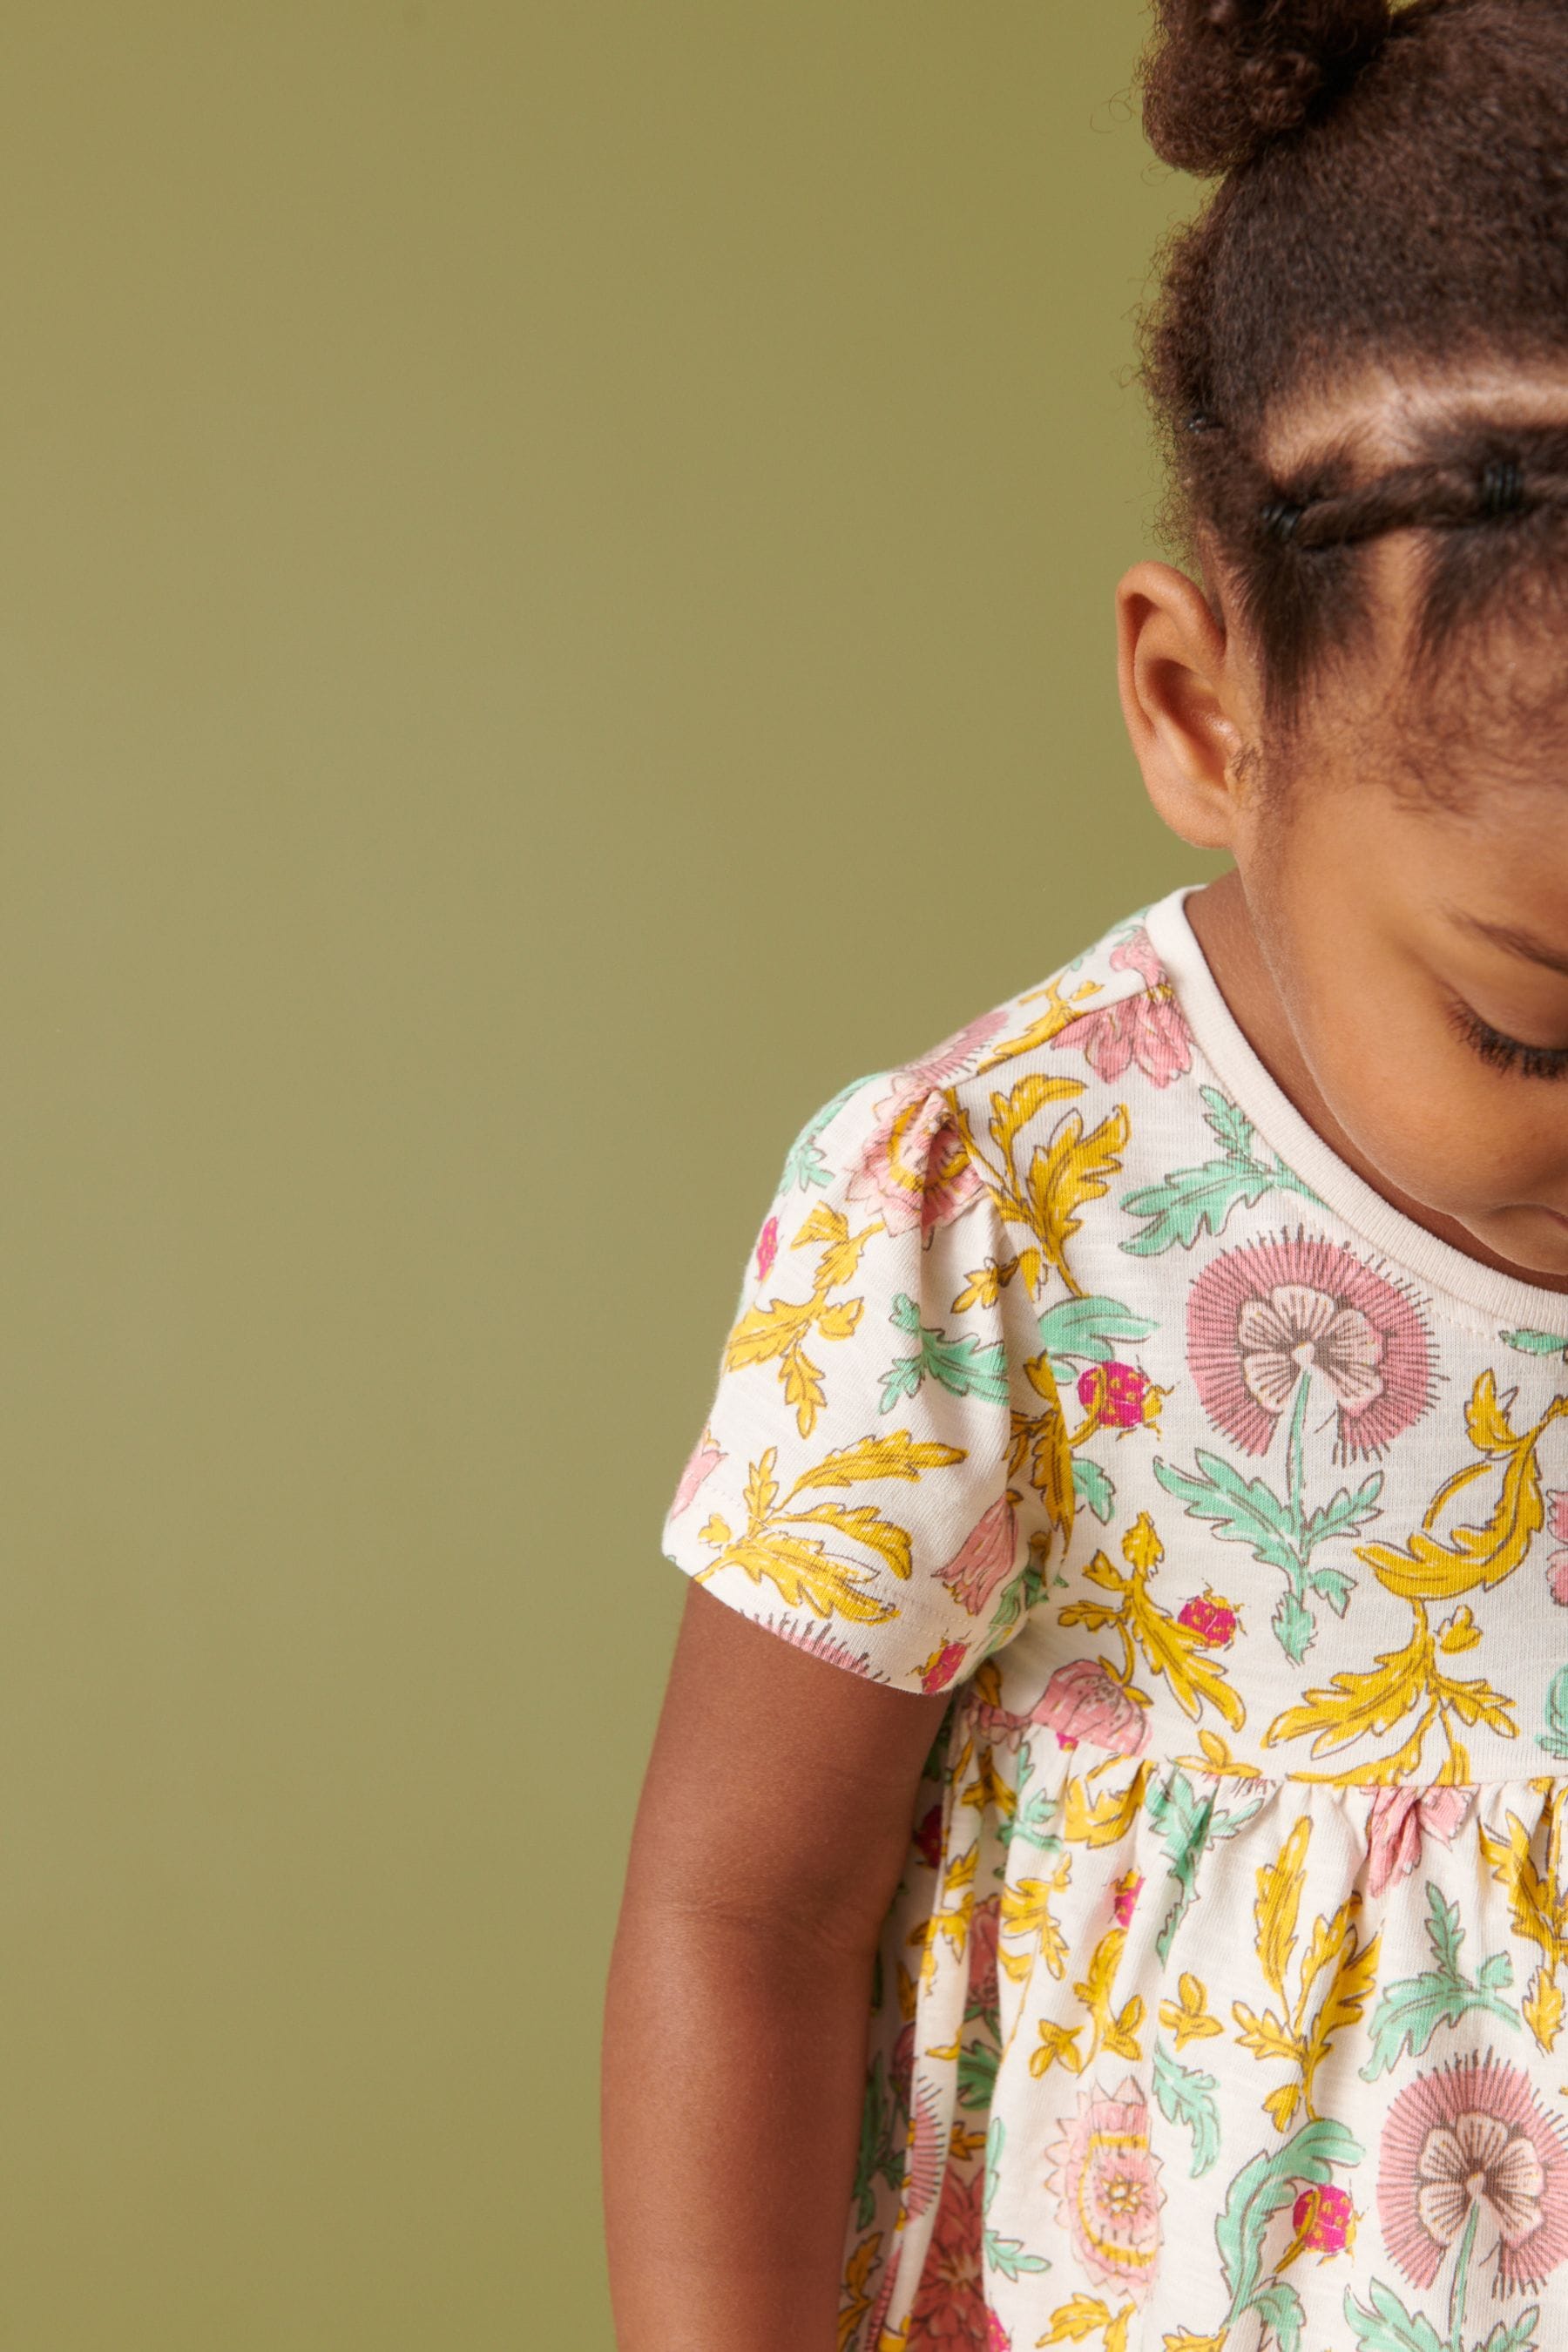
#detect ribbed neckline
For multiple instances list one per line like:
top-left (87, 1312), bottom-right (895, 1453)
top-left (1140, 882), bottom-right (1568, 1340)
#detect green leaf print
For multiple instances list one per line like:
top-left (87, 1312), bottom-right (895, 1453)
top-left (1199, 1085), bottom-right (1260, 1160)
top-left (1273, 1591), bottom-right (1315, 1665)
top-left (878, 1293), bottom-right (1010, 1412)
top-left (1154, 1376), bottom-right (1382, 1660)
top-left (956, 2038), bottom-right (998, 2111)
top-left (1342, 2278), bottom-right (1450, 2352)
top-left (1250, 2278), bottom-right (1306, 2352)
top-left (983, 1537), bottom-right (1051, 1654)
top-left (1303, 1476), bottom-right (1386, 1551)
top-left (1152, 2039), bottom-right (1220, 2177)
top-left (1474, 2315), bottom-right (1541, 2352)
top-left (1071, 1454), bottom-right (1115, 1525)
top-left (998, 1742), bottom-right (1065, 1860)
top-left (981, 2117), bottom-right (1051, 2281)
top-left (1307, 1563), bottom-right (1355, 1618)
top-left (1035, 1293), bottom-right (1158, 1370)
top-left (778, 1073), bottom-right (878, 1195)
top-left (1217, 2118), bottom-right (1362, 2327)
top-left (1119, 1085), bottom-right (1325, 1256)
top-left (1144, 1767), bottom-right (1267, 1960)
top-left (1360, 1883), bottom-right (1518, 2079)
top-left (850, 2051), bottom-right (907, 2228)
top-left (1501, 1324), bottom-right (1568, 1362)
top-left (1538, 1664), bottom-right (1568, 1762)
top-left (1152, 1449), bottom-right (1301, 1577)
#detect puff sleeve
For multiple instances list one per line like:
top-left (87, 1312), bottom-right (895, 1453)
top-left (659, 1064), bottom-right (1071, 1695)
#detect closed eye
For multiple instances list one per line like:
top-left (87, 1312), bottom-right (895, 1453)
top-left (1445, 996), bottom-right (1568, 1081)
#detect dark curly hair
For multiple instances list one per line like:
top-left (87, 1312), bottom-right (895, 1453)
top-left (1134, 0), bottom-right (1568, 795)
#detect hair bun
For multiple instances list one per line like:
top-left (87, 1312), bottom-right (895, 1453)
top-left (1139, 0), bottom-right (1396, 177)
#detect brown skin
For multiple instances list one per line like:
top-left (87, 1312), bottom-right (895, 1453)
top-left (601, 1584), bottom-right (950, 2351)
top-left (603, 371), bottom-right (1568, 2349)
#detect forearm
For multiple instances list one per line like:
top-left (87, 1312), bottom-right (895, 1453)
top-left (601, 1900), bottom-right (875, 2352)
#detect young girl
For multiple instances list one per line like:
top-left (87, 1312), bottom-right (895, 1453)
top-left (602, 4), bottom-right (1568, 2346)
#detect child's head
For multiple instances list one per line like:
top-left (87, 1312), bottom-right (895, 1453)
top-left (1116, 0), bottom-right (1568, 1282)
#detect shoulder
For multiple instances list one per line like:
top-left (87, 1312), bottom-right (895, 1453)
top-left (775, 897), bottom-right (1192, 1243)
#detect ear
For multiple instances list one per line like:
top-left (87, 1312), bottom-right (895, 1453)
top-left (1115, 560), bottom-right (1253, 852)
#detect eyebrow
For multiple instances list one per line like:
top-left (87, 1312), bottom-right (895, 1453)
top-left (1442, 905), bottom-right (1568, 980)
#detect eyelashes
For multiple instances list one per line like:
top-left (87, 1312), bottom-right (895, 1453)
top-left (1444, 996), bottom-right (1568, 1082)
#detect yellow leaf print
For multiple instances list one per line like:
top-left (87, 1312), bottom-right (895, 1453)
top-left (1254, 1817), bottom-right (1310, 2002)
top-left (696, 1436), bottom-right (971, 1626)
top-left (908, 1842), bottom-right (977, 1988)
top-left (1029, 2017), bottom-right (1085, 2078)
top-left (1233, 1815), bottom-right (1379, 2128)
top-left (951, 1258), bottom-right (1005, 1315)
top-left (722, 1202), bottom-right (878, 1436)
top-left (988, 1072), bottom-right (1084, 1164)
top-left (1526, 1967), bottom-right (1566, 2053)
top-left (1062, 1767), bottom-right (1152, 1850)
top-left (793, 1431), bottom-right (968, 1490)
top-left (972, 973), bottom-right (1105, 1073)
top-left (1001, 1856), bottom-right (1071, 1984)
top-left (1040, 2295), bottom-right (1137, 2352)
top-left (1072, 1923), bottom-right (1145, 2065)
top-left (1059, 1512), bottom-right (1244, 1734)
top-left (1479, 1791), bottom-right (1568, 2048)
top-left (1025, 1105), bottom-right (1131, 1298)
top-left (1159, 1973), bottom-right (1224, 2049)
top-left (838, 2232), bottom-right (882, 2352)
top-left (1264, 1375), bottom-right (1568, 1781)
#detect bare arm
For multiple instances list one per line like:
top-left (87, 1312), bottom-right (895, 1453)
top-left (601, 1579), bottom-right (952, 2352)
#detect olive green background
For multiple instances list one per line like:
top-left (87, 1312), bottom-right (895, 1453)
top-left (0, 7), bottom-right (1222, 2346)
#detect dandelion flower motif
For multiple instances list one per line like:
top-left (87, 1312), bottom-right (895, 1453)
top-left (1379, 2053), bottom-right (1568, 2295)
top-left (1045, 2075), bottom-right (1166, 2297)
top-left (1187, 1228), bottom-right (1436, 1462)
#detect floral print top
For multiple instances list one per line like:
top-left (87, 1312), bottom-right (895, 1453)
top-left (659, 882), bottom-right (1568, 2352)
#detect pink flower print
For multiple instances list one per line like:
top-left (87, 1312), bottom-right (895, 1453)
top-left (1045, 2075), bottom-right (1166, 2299)
top-left (1112, 1870), bottom-right (1143, 1929)
top-left (844, 1081), bottom-right (985, 1239)
top-left (936, 1493), bottom-right (1019, 1618)
top-left (754, 1214), bottom-right (779, 1283)
top-left (1033, 1658), bottom-right (1150, 1757)
top-left (985, 2316), bottom-right (1012, 2352)
top-left (1290, 2183), bottom-right (1355, 2255)
top-left (1049, 928), bottom-right (1193, 1088)
top-left (904, 1009), bottom-right (1014, 1094)
top-left (1076, 1360), bottom-right (1157, 1432)
top-left (908, 2157), bottom-right (991, 2344)
top-left (668, 1430), bottom-right (724, 1519)
top-left (1546, 1489), bottom-right (1568, 1605)
top-left (1363, 1783), bottom-right (1470, 1900)
top-left (920, 1639), bottom-right (969, 1695)
top-left (1186, 1229), bottom-right (1436, 1462)
top-left (914, 1803), bottom-right (944, 1870)
top-left (1379, 2053), bottom-right (1568, 2296)
top-left (863, 2243), bottom-right (902, 2352)
top-left (1177, 1589), bottom-right (1240, 1648)
top-left (764, 1618), bottom-right (884, 1679)
top-left (903, 2075), bottom-right (948, 2222)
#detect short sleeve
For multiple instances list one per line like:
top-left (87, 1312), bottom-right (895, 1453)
top-left (659, 1064), bottom-right (1072, 1695)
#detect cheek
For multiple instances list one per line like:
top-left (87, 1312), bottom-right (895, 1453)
top-left (1302, 996), bottom-right (1552, 1209)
